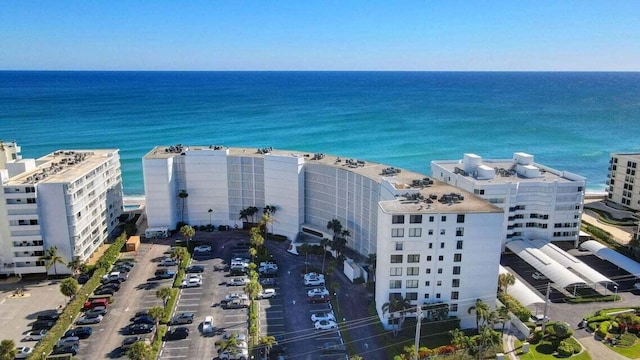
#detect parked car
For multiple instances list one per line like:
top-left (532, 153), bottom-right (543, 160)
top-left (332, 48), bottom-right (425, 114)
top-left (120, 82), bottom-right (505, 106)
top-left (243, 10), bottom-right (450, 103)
top-left (223, 293), bottom-right (249, 303)
top-left (532, 314), bottom-right (550, 325)
top-left (170, 312), bottom-right (195, 325)
top-left (186, 265), bottom-right (205, 273)
top-left (131, 310), bottom-right (149, 320)
top-left (37, 310), bottom-right (61, 321)
top-left (164, 327), bottom-right (189, 340)
top-left (159, 257), bottom-right (178, 266)
top-left (14, 346), bottom-right (33, 359)
top-left (24, 329), bottom-right (48, 341)
top-left (124, 323), bottom-right (155, 335)
top-left (202, 316), bottom-right (214, 334)
top-left (112, 264), bottom-right (132, 273)
top-left (304, 272), bottom-right (325, 286)
top-left (311, 312), bottom-right (336, 322)
top-left (155, 268), bottom-right (177, 279)
top-left (102, 271), bottom-right (128, 283)
top-left (257, 288), bottom-right (277, 299)
top-left (194, 245), bottom-right (212, 252)
top-left (259, 277), bottom-right (276, 286)
top-left (307, 287), bottom-right (329, 297)
top-left (76, 314), bottom-right (103, 325)
top-left (227, 277), bottom-right (250, 287)
top-left (51, 344), bottom-right (78, 356)
top-left (131, 316), bottom-right (156, 325)
top-left (83, 298), bottom-right (108, 310)
top-left (532, 271), bottom-right (548, 280)
top-left (97, 282), bottom-right (121, 291)
top-left (314, 320), bottom-right (338, 330)
top-left (319, 342), bottom-right (346, 353)
top-left (223, 299), bottom-right (249, 309)
top-left (308, 294), bottom-right (330, 303)
top-left (181, 277), bottom-right (203, 288)
top-left (63, 327), bottom-right (92, 339)
top-left (84, 306), bottom-right (107, 317)
top-left (94, 287), bottom-right (115, 296)
top-left (221, 332), bottom-right (247, 343)
top-left (77, 274), bottom-right (90, 284)
top-left (121, 336), bottom-right (145, 350)
top-left (31, 321), bottom-right (56, 331)
top-left (218, 346), bottom-right (249, 360)
top-left (55, 337), bottom-right (80, 347)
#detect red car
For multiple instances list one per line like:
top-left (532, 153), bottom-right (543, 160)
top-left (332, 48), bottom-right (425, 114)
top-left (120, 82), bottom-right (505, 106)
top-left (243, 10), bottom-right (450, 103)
top-left (83, 298), bottom-right (109, 310)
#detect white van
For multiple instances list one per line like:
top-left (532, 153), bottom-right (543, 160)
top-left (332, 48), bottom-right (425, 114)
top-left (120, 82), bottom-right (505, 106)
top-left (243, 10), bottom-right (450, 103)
top-left (145, 227), bottom-right (169, 239)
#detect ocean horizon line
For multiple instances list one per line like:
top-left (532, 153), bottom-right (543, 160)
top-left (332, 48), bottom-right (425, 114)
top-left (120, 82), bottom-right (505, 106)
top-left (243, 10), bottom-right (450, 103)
top-left (2, 69), bottom-right (640, 73)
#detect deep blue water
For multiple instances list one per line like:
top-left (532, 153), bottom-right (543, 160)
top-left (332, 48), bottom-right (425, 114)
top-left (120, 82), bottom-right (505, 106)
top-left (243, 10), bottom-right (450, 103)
top-left (1, 71), bottom-right (639, 195)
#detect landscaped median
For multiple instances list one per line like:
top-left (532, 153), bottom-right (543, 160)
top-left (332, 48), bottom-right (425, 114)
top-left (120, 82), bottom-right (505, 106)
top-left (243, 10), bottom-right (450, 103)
top-left (585, 307), bottom-right (640, 359)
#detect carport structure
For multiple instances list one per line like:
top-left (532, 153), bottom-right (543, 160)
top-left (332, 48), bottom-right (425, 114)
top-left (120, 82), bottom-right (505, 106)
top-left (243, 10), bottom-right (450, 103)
top-left (505, 239), bottom-right (587, 290)
top-left (499, 266), bottom-right (544, 307)
top-left (529, 239), bottom-right (616, 287)
top-left (580, 240), bottom-right (640, 278)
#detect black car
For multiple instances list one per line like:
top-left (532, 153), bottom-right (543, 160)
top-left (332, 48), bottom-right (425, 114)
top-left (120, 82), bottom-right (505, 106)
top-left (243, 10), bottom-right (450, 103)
top-left (121, 336), bottom-right (144, 350)
top-left (112, 265), bottom-right (131, 273)
top-left (130, 310), bottom-right (148, 320)
top-left (63, 327), bottom-right (93, 339)
top-left (37, 310), bottom-right (61, 321)
top-left (186, 265), bottom-right (204, 273)
top-left (131, 316), bottom-right (155, 325)
top-left (125, 323), bottom-right (155, 335)
top-left (51, 344), bottom-right (79, 356)
top-left (32, 320), bottom-right (56, 331)
top-left (115, 260), bottom-right (135, 268)
top-left (77, 274), bottom-right (90, 284)
top-left (97, 282), bottom-right (121, 291)
top-left (164, 327), bottom-right (189, 340)
top-left (94, 287), bottom-right (115, 296)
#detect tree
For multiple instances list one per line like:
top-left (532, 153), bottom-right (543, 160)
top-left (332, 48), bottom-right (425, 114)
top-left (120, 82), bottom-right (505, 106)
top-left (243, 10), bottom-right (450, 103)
top-left (179, 225), bottom-right (195, 248)
top-left (59, 277), bottom-right (79, 301)
top-left (617, 313), bottom-right (636, 333)
top-left (239, 208), bottom-right (249, 223)
top-left (258, 213), bottom-right (275, 241)
top-left (259, 335), bottom-right (277, 359)
top-left (178, 190), bottom-right (189, 222)
top-left (250, 227), bottom-right (264, 249)
top-left (170, 246), bottom-right (189, 266)
top-left (450, 328), bottom-right (472, 360)
top-left (245, 278), bottom-right (262, 300)
top-left (208, 208), bottom-right (213, 226)
top-left (156, 287), bottom-right (173, 308)
top-left (298, 243), bottom-right (312, 273)
top-left (327, 219), bottom-right (343, 239)
top-left (495, 305), bottom-right (510, 333)
top-left (0, 339), bottom-right (17, 360)
top-left (127, 340), bottom-right (153, 360)
top-left (320, 238), bottom-right (331, 273)
top-left (216, 333), bottom-right (245, 356)
top-left (247, 206), bottom-right (259, 223)
top-left (148, 306), bottom-right (165, 329)
top-left (382, 297), bottom-right (412, 336)
top-left (38, 246), bottom-right (66, 278)
top-left (366, 253), bottom-right (377, 283)
top-left (67, 257), bottom-right (84, 276)
top-left (467, 299), bottom-right (491, 332)
top-left (475, 327), bottom-right (501, 359)
top-left (263, 205), bottom-right (277, 215)
top-left (498, 273), bottom-right (516, 293)
top-left (331, 235), bottom-right (347, 259)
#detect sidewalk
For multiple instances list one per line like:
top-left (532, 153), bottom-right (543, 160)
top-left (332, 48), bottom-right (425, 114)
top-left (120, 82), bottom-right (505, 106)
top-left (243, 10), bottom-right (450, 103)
top-left (582, 211), bottom-right (634, 246)
top-left (502, 331), bottom-right (520, 360)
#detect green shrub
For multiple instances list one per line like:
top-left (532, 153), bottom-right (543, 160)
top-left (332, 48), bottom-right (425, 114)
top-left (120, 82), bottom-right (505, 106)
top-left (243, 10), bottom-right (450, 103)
top-left (563, 337), bottom-right (582, 354)
top-left (586, 315), bottom-right (612, 323)
top-left (618, 333), bottom-right (638, 347)
top-left (530, 330), bottom-right (544, 344)
top-left (597, 321), bottom-right (611, 338)
top-left (557, 340), bottom-right (574, 357)
top-left (588, 322), bottom-right (599, 332)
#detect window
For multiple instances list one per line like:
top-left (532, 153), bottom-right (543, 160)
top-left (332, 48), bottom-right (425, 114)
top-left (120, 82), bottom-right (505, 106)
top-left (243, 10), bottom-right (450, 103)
top-left (426, 256), bottom-right (432, 261)
top-left (429, 216), bottom-right (434, 222)
top-left (437, 268), bottom-right (443, 274)
top-left (456, 240), bottom-right (463, 250)
top-left (406, 292), bottom-right (418, 301)
top-left (425, 268), bottom-right (431, 274)
top-left (440, 229), bottom-right (446, 235)
top-left (441, 216), bottom-right (447, 222)
top-left (407, 254), bottom-right (420, 263)
top-left (436, 293), bottom-right (441, 299)
top-left (424, 294), bottom-right (430, 299)
top-left (410, 215), bottom-right (423, 223)
top-left (474, 189), bottom-right (485, 195)
top-left (451, 291), bottom-right (459, 300)
top-left (428, 230), bottom-right (434, 235)
top-left (392, 215), bottom-right (405, 224)
top-left (440, 242), bottom-right (445, 249)
top-left (457, 214), bottom-right (465, 223)
top-left (428, 242), bottom-right (433, 249)
top-left (452, 266), bottom-right (461, 275)
top-left (450, 303), bottom-right (458, 312)
top-left (438, 255), bottom-right (444, 261)
top-left (425, 281), bottom-right (430, 286)
top-left (395, 242), bottom-right (404, 251)
top-left (390, 267), bottom-right (402, 276)
top-left (407, 267), bottom-right (419, 276)
top-left (389, 293), bottom-right (402, 301)
top-left (409, 228), bottom-right (422, 237)
top-left (454, 253), bottom-right (462, 262)
top-left (436, 280), bottom-right (442, 286)
top-left (390, 280), bottom-right (402, 289)
top-left (390, 255), bottom-right (403, 263)
top-left (452, 279), bottom-right (460, 287)
top-left (392, 228), bottom-right (404, 237)
top-left (456, 227), bottom-right (464, 236)
top-left (406, 280), bottom-right (418, 288)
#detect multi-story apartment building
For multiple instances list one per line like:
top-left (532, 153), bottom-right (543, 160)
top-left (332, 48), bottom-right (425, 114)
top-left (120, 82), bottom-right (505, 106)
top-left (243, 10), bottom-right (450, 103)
top-left (606, 153), bottom-right (640, 211)
top-left (143, 145), bottom-right (504, 328)
top-left (0, 140), bottom-right (22, 169)
top-left (0, 148), bottom-right (123, 276)
top-left (431, 153), bottom-right (585, 247)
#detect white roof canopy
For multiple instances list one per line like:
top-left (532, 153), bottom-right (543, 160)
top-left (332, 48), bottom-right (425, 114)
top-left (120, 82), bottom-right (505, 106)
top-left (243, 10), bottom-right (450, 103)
top-left (499, 266), bottom-right (545, 307)
top-left (530, 239), bottom-right (615, 285)
top-left (580, 240), bottom-right (640, 278)
top-left (505, 239), bottom-right (586, 289)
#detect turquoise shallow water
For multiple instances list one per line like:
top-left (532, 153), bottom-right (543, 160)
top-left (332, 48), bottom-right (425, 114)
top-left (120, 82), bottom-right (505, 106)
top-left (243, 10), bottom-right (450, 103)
top-left (1, 71), bottom-right (639, 195)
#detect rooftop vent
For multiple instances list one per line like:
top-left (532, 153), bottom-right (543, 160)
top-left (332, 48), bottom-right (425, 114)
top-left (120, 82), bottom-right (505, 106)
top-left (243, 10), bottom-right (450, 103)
top-left (439, 192), bottom-right (465, 204)
top-left (257, 147), bottom-right (273, 154)
top-left (209, 145), bottom-right (224, 150)
top-left (311, 153), bottom-right (325, 160)
top-left (494, 167), bottom-right (516, 177)
top-left (380, 167), bottom-right (401, 176)
top-left (165, 144), bottom-right (186, 153)
top-left (411, 177), bottom-right (433, 187)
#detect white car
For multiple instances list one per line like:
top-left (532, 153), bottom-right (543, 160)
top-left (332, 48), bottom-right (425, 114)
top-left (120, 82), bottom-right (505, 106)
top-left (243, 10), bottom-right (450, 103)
top-left (194, 245), bottom-right (212, 252)
top-left (202, 316), bottom-right (214, 334)
top-left (76, 314), bottom-right (103, 325)
top-left (159, 258), bottom-right (178, 266)
top-left (311, 311), bottom-right (336, 322)
top-left (219, 347), bottom-right (249, 360)
top-left (187, 274), bottom-right (203, 280)
top-left (221, 332), bottom-right (248, 342)
top-left (532, 271), bottom-right (547, 280)
top-left (314, 319), bottom-right (338, 330)
top-left (181, 278), bottom-right (203, 288)
top-left (227, 277), bottom-right (250, 287)
top-left (24, 329), bottom-right (48, 341)
top-left (224, 293), bottom-right (249, 302)
top-left (257, 288), bottom-right (276, 299)
top-left (304, 272), bottom-right (325, 286)
top-left (307, 287), bottom-right (329, 297)
top-left (15, 347), bottom-right (33, 359)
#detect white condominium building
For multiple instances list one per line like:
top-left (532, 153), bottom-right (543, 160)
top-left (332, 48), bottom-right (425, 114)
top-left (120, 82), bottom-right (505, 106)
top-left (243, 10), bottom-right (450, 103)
top-left (0, 141), bottom-right (22, 169)
top-left (606, 153), bottom-right (640, 211)
top-left (143, 145), bottom-right (504, 328)
top-left (0, 148), bottom-right (123, 276)
top-left (431, 153), bottom-right (586, 246)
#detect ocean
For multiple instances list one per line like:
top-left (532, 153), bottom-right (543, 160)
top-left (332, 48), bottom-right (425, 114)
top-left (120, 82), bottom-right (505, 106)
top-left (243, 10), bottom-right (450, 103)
top-left (1, 71), bottom-right (639, 195)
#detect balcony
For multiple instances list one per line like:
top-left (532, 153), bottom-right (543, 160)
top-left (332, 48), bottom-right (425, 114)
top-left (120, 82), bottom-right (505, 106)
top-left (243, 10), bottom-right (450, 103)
top-left (12, 245), bottom-right (44, 253)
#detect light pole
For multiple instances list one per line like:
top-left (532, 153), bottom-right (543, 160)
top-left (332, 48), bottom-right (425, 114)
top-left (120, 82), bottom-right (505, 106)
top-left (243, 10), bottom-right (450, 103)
top-left (614, 285), bottom-right (619, 300)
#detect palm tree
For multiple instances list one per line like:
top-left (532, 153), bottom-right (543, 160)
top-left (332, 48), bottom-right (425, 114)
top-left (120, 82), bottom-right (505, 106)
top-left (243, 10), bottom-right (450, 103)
top-left (208, 208), bottom-right (213, 226)
top-left (298, 243), bottom-right (312, 273)
top-left (331, 235), bottom-right (347, 259)
top-left (59, 277), bottom-right (79, 301)
top-left (127, 340), bottom-right (153, 360)
top-left (259, 213), bottom-right (275, 241)
top-left (263, 205), bottom-right (277, 215)
top-left (327, 219), bottom-right (342, 240)
top-left (38, 246), bottom-right (66, 278)
top-left (156, 287), bottom-right (173, 308)
top-left (245, 278), bottom-right (262, 300)
top-left (450, 328), bottom-right (472, 360)
top-left (170, 246), bottom-right (189, 267)
top-left (366, 253), bottom-right (377, 283)
top-left (0, 339), bottom-right (17, 360)
top-left (498, 273), bottom-right (516, 293)
top-left (148, 306), bottom-right (165, 330)
top-left (320, 238), bottom-right (331, 273)
top-left (216, 333), bottom-right (244, 356)
top-left (67, 257), bottom-right (83, 276)
top-left (247, 206), bottom-right (259, 223)
top-left (382, 297), bottom-right (411, 336)
top-left (250, 227), bottom-right (264, 249)
top-left (239, 208), bottom-right (249, 223)
top-left (178, 190), bottom-right (189, 222)
top-left (259, 335), bottom-right (277, 359)
top-left (476, 327), bottom-right (501, 359)
top-left (468, 299), bottom-right (491, 332)
top-left (179, 225), bottom-right (195, 248)
top-left (496, 305), bottom-right (510, 333)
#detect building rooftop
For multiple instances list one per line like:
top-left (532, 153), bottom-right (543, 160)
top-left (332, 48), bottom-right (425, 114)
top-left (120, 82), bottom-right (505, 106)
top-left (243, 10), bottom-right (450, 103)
top-left (145, 145), bottom-right (501, 214)
top-left (6, 149), bottom-right (118, 186)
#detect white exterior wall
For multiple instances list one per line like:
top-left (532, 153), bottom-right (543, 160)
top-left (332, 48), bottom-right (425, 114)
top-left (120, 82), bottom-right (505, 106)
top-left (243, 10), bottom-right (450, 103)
top-left (607, 154), bottom-right (640, 211)
top-left (184, 149), bottom-right (231, 226)
top-left (143, 157), bottom-right (178, 229)
top-left (38, 183), bottom-right (72, 275)
top-left (264, 154), bottom-right (305, 240)
top-left (375, 208), bottom-right (503, 329)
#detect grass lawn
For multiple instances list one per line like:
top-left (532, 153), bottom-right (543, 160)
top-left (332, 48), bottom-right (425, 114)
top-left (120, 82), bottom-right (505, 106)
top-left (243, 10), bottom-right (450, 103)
top-left (515, 339), bottom-right (591, 360)
top-left (607, 338), bottom-right (640, 359)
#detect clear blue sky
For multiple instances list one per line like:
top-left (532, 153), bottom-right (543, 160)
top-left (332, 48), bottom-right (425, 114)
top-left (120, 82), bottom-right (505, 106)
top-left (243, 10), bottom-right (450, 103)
top-left (1, 1), bottom-right (639, 71)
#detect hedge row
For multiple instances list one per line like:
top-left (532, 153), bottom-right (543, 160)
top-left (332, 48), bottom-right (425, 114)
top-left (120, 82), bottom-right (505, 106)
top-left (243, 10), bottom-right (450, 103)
top-left (28, 232), bottom-right (129, 360)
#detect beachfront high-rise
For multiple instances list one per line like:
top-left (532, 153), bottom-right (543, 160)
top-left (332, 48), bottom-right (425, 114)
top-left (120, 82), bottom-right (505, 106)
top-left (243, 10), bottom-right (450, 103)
top-left (143, 145), bottom-right (504, 328)
top-left (606, 153), bottom-right (640, 211)
top-left (431, 153), bottom-right (586, 246)
top-left (0, 146), bottom-right (123, 276)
